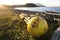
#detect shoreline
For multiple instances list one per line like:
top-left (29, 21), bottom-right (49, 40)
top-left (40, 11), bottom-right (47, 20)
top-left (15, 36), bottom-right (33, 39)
top-left (13, 9), bottom-right (60, 16)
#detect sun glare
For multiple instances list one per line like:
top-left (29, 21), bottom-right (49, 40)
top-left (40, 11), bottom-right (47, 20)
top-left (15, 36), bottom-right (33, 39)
top-left (0, 0), bottom-right (26, 5)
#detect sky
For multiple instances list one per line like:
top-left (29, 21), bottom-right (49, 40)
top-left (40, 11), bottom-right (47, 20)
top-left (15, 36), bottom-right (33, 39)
top-left (0, 0), bottom-right (60, 7)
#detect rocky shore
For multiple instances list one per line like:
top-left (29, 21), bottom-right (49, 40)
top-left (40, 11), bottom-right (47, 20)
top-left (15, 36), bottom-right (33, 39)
top-left (0, 5), bottom-right (60, 40)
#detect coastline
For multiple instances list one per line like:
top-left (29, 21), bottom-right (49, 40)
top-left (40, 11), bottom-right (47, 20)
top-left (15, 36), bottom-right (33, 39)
top-left (0, 8), bottom-right (60, 40)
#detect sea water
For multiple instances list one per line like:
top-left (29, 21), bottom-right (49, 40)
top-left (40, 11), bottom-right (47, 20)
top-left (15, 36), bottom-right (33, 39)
top-left (14, 7), bottom-right (60, 13)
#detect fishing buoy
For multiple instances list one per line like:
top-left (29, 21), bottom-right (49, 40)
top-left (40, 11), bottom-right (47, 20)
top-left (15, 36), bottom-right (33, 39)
top-left (19, 13), bottom-right (48, 37)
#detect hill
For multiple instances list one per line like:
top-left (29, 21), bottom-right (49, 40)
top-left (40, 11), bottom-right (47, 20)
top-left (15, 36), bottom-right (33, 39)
top-left (34, 3), bottom-right (46, 7)
top-left (10, 3), bottom-right (46, 7)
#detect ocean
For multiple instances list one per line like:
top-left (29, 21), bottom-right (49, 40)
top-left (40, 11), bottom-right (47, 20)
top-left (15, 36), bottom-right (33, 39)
top-left (14, 7), bottom-right (60, 13)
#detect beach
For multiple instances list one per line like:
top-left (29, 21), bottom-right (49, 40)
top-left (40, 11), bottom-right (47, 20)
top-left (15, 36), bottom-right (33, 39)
top-left (0, 6), bottom-right (60, 40)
